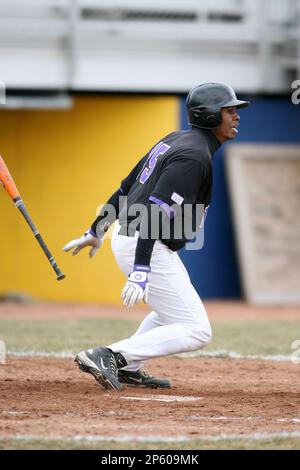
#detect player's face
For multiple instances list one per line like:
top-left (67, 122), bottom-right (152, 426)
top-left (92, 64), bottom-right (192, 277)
top-left (212, 107), bottom-right (240, 143)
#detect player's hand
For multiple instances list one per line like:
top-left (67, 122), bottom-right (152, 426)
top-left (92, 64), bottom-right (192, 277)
top-left (63, 230), bottom-right (103, 258)
top-left (121, 265), bottom-right (150, 308)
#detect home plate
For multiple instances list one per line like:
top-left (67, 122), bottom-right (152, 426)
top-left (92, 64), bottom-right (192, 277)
top-left (121, 395), bottom-right (203, 402)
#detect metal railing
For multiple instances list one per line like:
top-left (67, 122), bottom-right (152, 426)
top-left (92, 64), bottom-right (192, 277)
top-left (0, 0), bottom-right (299, 91)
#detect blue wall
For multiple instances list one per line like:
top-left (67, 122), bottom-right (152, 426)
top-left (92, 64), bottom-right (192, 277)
top-left (180, 96), bottom-right (300, 299)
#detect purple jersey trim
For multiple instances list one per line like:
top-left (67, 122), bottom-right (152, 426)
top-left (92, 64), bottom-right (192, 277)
top-left (89, 228), bottom-right (97, 238)
top-left (149, 195), bottom-right (175, 219)
top-left (133, 264), bottom-right (151, 272)
top-left (119, 186), bottom-right (124, 194)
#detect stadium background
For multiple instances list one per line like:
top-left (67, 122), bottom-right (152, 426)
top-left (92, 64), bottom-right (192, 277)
top-left (0, 0), bottom-right (300, 451)
top-left (1, 95), bottom-right (299, 301)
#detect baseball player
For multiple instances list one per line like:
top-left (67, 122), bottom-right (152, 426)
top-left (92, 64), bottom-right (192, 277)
top-left (64, 83), bottom-right (249, 391)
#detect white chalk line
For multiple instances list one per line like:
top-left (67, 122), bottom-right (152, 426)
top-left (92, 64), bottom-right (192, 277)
top-left (120, 395), bottom-right (203, 402)
top-left (8, 351), bottom-right (74, 358)
top-left (1, 432), bottom-right (300, 444)
top-left (2, 410), bottom-right (300, 424)
top-left (6, 350), bottom-right (299, 362)
top-left (178, 350), bottom-right (300, 362)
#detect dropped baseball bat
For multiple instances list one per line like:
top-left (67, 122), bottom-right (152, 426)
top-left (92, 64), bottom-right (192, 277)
top-left (0, 155), bottom-right (65, 281)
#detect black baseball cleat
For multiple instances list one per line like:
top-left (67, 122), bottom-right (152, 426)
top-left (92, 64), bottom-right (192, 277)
top-left (75, 347), bottom-right (123, 391)
top-left (118, 369), bottom-right (171, 389)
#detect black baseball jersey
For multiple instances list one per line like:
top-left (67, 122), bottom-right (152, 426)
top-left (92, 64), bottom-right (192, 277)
top-left (118, 127), bottom-right (220, 251)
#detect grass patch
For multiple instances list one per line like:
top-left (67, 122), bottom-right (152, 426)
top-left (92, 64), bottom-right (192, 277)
top-left (0, 317), bottom-right (299, 356)
top-left (0, 318), bottom-right (139, 354)
top-left (209, 319), bottom-right (299, 356)
top-left (1, 437), bottom-right (300, 450)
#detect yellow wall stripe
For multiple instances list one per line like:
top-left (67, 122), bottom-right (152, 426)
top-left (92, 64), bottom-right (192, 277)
top-left (0, 95), bottom-right (178, 303)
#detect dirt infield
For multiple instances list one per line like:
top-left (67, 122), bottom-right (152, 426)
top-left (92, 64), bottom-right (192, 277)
top-left (1, 300), bottom-right (299, 320)
top-left (1, 301), bottom-right (300, 444)
top-left (1, 356), bottom-right (299, 440)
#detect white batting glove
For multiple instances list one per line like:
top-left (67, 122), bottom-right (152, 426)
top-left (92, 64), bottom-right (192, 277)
top-left (121, 265), bottom-right (150, 308)
top-left (63, 229), bottom-right (102, 258)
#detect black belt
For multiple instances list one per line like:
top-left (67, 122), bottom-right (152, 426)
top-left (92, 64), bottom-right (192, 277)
top-left (118, 226), bottom-right (179, 252)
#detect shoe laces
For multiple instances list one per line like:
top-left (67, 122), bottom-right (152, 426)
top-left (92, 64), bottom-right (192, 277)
top-left (107, 355), bottom-right (118, 377)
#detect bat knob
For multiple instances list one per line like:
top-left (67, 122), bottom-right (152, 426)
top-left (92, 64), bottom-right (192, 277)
top-left (57, 273), bottom-right (66, 281)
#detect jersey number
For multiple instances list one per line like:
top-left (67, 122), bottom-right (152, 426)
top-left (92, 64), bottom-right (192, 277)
top-left (139, 142), bottom-right (170, 184)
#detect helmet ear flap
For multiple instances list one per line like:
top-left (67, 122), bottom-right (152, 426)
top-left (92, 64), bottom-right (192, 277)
top-left (206, 114), bottom-right (217, 123)
top-left (189, 105), bottom-right (222, 129)
top-left (206, 112), bottom-right (222, 127)
top-left (191, 105), bottom-right (206, 119)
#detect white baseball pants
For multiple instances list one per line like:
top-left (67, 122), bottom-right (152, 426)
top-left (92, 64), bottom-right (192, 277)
top-left (108, 221), bottom-right (212, 371)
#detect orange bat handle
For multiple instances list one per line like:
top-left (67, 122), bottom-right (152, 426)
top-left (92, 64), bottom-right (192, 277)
top-left (0, 155), bottom-right (20, 200)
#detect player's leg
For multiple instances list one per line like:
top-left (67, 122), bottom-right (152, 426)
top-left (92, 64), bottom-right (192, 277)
top-left (80, 221), bottom-right (210, 389)
top-left (130, 310), bottom-right (162, 337)
top-left (109, 225), bottom-right (212, 363)
top-left (111, 310), bottom-right (162, 372)
top-left (107, 223), bottom-right (168, 381)
top-left (110, 220), bottom-right (165, 342)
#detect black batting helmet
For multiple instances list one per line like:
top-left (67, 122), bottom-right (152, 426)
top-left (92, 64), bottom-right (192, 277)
top-left (186, 82), bottom-right (250, 129)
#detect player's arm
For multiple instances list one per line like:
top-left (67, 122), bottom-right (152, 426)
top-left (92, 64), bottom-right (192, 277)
top-left (63, 155), bottom-right (148, 257)
top-left (121, 159), bottom-right (205, 307)
top-left (90, 154), bottom-right (149, 236)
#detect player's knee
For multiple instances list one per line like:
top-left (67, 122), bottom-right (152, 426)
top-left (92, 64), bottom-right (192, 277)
top-left (201, 324), bottom-right (212, 345)
top-left (205, 326), bottom-right (212, 345)
top-left (186, 324), bottom-right (211, 350)
top-left (194, 323), bottom-right (212, 347)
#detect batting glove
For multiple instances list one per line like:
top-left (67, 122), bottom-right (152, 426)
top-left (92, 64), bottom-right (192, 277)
top-left (121, 265), bottom-right (150, 308)
top-left (63, 229), bottom-right (102, 258)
